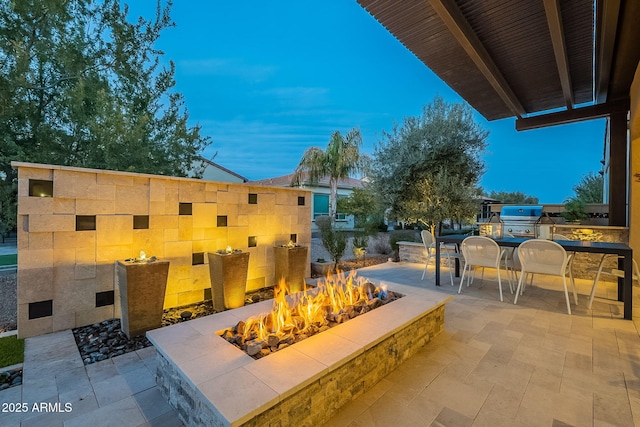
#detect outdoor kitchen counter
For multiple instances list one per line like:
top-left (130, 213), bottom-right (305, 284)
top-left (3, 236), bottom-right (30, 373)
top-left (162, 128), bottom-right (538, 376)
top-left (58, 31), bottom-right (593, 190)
top-left (552, 224), bottom-right (629, 243)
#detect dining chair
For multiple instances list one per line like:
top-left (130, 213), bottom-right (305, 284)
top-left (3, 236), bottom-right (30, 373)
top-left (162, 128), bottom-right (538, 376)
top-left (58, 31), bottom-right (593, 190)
top-left (587, 255), bottom-right (640, 309)
top-left (458, 236), bottom-right (511, 301)
top-left (421, 230), bottom-right (459, 285)
top-left (552, 234), bottom-right (576, 285)
top-left (514, 239), bottom-right (577, 314)
top-left (504, 246), bottom-right (532, 289)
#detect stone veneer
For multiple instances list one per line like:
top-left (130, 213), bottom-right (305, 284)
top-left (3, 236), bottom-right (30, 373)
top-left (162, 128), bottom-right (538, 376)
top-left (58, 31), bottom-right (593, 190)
top-left (13, 162), bottom-right (311, 338)
top-left (398, 241), bottom-right (451, 267)
top-left (147, 281), bottom-right (450, 427)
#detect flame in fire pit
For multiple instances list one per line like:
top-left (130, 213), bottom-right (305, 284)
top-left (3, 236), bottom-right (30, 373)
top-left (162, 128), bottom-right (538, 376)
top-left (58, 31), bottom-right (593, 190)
top-left (220, 270), bottom-right (401, 358)
top-left (247, 270), bottom-right (371, 341)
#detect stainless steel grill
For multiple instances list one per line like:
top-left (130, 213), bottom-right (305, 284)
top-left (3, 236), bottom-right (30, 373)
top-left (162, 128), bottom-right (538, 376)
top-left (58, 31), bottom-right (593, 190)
top-left (500, 206), bottom-right (543, 237)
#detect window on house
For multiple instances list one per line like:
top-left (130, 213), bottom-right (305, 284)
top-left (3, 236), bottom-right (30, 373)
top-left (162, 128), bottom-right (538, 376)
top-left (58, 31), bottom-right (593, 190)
top-left (312, 194), bottom-right (347, 221)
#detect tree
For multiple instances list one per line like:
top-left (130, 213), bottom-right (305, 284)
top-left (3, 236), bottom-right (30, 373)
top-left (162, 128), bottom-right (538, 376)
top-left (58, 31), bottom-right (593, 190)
top-left (0, 0), bottom-right (211, 231)
top-left (394, 168), bottom-right (481, 232)
top-left (572, 172), bottom-right (604, 203)
top-left (336, 186), bottom-right (385, 230)
top-left (561, 198), bottom-right (589, 222)
top-left (486, 191), bottom-right (539, 204)
top-left (291, 128), bottom-right (369, 222)
top-left (370, 96), bottom-right (488, 234)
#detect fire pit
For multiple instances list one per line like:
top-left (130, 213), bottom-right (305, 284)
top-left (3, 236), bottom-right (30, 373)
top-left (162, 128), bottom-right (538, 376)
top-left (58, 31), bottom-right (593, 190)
top-left (220, 272), bottom-right (403, 359)
top-left (148, 274), bottom-right (451, 426)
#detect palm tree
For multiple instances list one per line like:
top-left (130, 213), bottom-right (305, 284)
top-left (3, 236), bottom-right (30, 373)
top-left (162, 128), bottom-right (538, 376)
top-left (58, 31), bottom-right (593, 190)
top-left (291, 128), bottom-right (369, 222)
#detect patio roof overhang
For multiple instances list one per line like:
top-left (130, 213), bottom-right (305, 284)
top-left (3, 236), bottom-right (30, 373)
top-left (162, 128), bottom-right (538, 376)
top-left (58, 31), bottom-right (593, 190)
top-left (357, 0), bottom-right (640, 129)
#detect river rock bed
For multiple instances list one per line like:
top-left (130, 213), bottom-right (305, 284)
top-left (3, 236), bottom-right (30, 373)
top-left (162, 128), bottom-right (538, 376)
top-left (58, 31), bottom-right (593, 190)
top-left (73, 288), bottom-right (275, 365)
top-left (0, 367), bottom-right (22, 391)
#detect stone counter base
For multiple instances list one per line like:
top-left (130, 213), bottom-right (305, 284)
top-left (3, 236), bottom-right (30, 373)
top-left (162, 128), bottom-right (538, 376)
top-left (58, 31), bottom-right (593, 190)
top-left (149, 282), bottom-right (450, 427)
top-left (398, 241), bottom-right (452, 266)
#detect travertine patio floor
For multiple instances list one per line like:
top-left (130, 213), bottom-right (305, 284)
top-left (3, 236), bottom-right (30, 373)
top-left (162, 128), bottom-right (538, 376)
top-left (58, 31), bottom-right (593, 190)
top-left (1, 261), bottom-right (639, 426)
top-left (325, 262), bottom-right (640, 426)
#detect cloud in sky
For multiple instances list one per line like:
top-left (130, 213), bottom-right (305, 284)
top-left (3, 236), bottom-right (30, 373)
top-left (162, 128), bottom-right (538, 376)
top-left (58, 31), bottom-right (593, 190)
top-left (178, 58), bottom-right (277, 83)
top-left (256, 86), bottom-right (330, 109)
top-left (199, 118), bottom-right (325, 180)
top-left (127, 1), bottom-right (607, 203)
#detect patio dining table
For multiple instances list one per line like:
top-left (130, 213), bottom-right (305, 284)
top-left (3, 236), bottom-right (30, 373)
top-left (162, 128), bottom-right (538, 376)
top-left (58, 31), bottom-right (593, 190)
top-left (435, 234), bottom-right (634, 320)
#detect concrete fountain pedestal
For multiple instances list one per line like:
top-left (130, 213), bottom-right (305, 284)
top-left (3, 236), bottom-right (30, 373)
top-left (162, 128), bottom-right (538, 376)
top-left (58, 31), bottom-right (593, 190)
top-left (147, 281), bottom-right (451, 426)
top-left (116, 259), bottom-right (169, 338)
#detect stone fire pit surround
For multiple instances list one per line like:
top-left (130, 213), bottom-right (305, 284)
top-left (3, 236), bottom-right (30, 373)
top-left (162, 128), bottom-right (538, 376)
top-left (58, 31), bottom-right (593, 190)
top-left (148, 281), bottom-right (451, 426)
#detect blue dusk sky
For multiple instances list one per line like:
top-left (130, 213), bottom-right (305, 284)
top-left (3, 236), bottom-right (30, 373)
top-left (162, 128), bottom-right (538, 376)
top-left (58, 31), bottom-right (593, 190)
top-left (128, 1), bottom-right (606, 204)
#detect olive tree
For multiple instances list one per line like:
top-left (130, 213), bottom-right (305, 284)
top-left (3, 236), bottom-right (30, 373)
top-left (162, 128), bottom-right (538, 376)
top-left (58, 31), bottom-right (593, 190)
top-left (370, 96), bottom-right (487, 234)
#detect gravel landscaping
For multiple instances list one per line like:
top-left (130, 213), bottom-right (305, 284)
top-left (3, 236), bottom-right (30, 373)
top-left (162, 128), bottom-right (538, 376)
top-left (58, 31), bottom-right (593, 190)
top-left (73, 287), bottom-right (275, 365)
top-left (0, 271), bottom-right (17, 333)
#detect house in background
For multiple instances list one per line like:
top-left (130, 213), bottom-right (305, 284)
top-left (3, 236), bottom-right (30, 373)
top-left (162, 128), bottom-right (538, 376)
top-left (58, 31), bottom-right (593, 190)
top-left (250, 173), bottom-right (364, 231)
top-left (191, 156), bottom-right (248, 183)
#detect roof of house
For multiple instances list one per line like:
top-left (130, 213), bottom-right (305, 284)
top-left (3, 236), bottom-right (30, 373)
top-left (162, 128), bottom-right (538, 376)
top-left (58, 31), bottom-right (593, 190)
top-left (357, 0), bottom-right (640, 127)
top-left (197, 157), bottom-right (248, 182)
top-left (249, 172), bottom-right (365, 190)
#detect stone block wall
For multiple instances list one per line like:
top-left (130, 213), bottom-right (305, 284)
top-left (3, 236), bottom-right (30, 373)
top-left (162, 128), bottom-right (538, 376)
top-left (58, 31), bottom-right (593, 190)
top-left (14, 162), bottom-right (311, 338)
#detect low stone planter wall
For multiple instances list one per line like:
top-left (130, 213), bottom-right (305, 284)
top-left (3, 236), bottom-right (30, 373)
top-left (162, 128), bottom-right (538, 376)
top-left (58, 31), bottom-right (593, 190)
top-left (310, 260), bottom-right (333, 277)
top-left (397, 241), bottom-right (451, 267)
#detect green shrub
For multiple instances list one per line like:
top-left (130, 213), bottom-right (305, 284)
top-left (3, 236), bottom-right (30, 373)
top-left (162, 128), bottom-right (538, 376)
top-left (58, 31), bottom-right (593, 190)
top-left (562, 198), bottom-right (589, 222)
top-left (316, 216), bottom-right (347, 269)
top-left (352, 231), bottom-right (369, 250)
top-left (371, 235), bottom-right (392, 254)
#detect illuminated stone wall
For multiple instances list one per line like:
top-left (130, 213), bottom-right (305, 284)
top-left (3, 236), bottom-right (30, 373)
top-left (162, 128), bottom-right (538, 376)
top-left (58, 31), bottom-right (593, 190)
top-left (13, 162), bottom-right (311, 338)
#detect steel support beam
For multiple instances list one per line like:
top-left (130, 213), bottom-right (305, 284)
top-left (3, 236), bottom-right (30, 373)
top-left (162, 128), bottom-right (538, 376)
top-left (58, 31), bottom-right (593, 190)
top-left (608, 110), bottom-right (628, 226)
top-left (515, 98), bottom-right (630, 131)
top-left (428, 0), bottom-right (526, 118)
top-left (543, 0), bottom-right (574, 109)
top-left (595, 0), bottom-right (621, 104)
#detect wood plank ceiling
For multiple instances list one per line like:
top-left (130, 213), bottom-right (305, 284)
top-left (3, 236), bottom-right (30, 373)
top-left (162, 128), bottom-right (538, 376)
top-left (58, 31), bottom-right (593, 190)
top-left (357, 0), bottom-right (640, 124)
